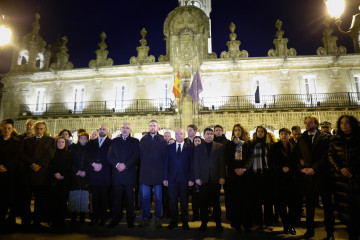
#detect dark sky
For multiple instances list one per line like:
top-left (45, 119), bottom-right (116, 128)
top-left (0, 0), bottom-right (358, 74)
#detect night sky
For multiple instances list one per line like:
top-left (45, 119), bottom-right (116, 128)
top-left (0, 0), bottom-right (359, 74)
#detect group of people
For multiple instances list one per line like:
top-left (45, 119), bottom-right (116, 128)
top-left (0, 114), bottom-right (359, 240)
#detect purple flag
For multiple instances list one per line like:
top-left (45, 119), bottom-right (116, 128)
top-left (187, 70), bottom-right (203, 103)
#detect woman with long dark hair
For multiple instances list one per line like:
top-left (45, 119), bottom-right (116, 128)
top-left (0, 118), bottom-right (21, 232)
top-left (49, 136), bottom-right (72, 230)
top-left (329, 115), bottom-right (360, 240)
top-left (227, 123), bottom-right (253, 232)
top-left (250, 126), bottom-right (274, 231)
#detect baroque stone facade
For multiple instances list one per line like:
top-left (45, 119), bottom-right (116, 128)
top-left (1, 3), bottom-right (360, 138)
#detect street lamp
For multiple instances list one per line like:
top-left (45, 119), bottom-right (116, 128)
top-left (0, 14), bottom-right (12, 48)
top-left (325, 0), bottom-right (360, 53)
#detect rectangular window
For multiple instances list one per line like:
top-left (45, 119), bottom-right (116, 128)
top-left (74, 87), bottom-right (84, 112)
top-left (115, 86), bottom-right (125, 110)
top-left (355, 76), bottom-right (360, 100)
top-left (303, 75), bottom-right (316, 103)
top-left (35, 89), bottom-right (45, 112)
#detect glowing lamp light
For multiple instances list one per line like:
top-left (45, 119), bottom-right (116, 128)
top-left (0, 25), bottom-right (12, 46)
top-left (325, 0), bottom-right (345, 19)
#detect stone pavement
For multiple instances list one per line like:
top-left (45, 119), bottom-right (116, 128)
top-left (0, 207), bottom-right (350, 240)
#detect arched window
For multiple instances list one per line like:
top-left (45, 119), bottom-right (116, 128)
top-left (17, 50), bottom-right (29, 65)
top-left (36, 53), bottom-right (45, 69)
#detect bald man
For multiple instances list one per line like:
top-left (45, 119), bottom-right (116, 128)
top-left (88, 124), bottom-right (112, 226)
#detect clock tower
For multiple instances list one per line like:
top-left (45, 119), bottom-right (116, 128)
top-left (178, 0), bottom-right (213, 53)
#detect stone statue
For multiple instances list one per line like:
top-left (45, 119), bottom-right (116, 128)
top-left (316, 17), bottom-right (346, 55)
top-left (50, 36), bottom-right (74, 70)
top-left (220, 22), bottom-right (249, 59)
top-left (89, 32), bottom-right (114, 68)
top-left (268, 19), bottom-right (297, 57)
top-left (129, 28), bottom-right (155, 65)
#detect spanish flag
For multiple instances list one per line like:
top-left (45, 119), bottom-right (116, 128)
top-left (172, 71), bottom-right (181, 104)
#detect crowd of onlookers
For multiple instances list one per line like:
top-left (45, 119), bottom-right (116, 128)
top-left (0, 114), bottom-right (359, 240)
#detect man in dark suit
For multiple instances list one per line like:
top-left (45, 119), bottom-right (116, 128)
top-left (107, 122), bottom-right (139, 229)
top-left (88, 124), bottom-right (112, 226)
top-left (194, 127), bottom-right (226, 232)
top-left (163, 128), bottom-right (194, 230)
top-left (22, 121), bottom-right (54, 230)
top-left (294, 115), bottom-right (335, 240)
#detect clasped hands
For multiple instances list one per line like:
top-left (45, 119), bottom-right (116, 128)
top-left (93, 163), bottom-right (102, 172)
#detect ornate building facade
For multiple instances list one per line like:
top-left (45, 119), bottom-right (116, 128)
top-left (1, 1), bottom-right (360, 137)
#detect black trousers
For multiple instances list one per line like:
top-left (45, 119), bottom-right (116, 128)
top-left (274, 190), bottom-right (300, 228)
top-left (50, 185), bottom-right (68, 226)
top-left (111, 184), bottom-right (134, 222)
top-left (162, 186), bottom-right (170, 218)
top-left (189, 185), bottom-right (200, 218)
top-left (22, 185), bottom-right (50, 225)
top-left (304, 191), bottom-right (335, 234)
top-left (199, 181), bottom-right (221, 224)
top-left (168, 182), bottom-right (189, 223)
top-left (252, 172), bottom-right (274, 226)
top-left (91, 185), bottom-right (109, 222)
top-left (0, 185), bottom-right (14, 225)
top-left (229, 177), bottom-right (252, 230)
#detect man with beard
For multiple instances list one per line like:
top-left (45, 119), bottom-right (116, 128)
top-left (294, 115), bottom-right (335, 240)
top-left (138, 120), bottom-right (167, 229)
top-left (88, 124), bottom-right (112, 226)
top-left (19, 119), bottom-right (35, 140)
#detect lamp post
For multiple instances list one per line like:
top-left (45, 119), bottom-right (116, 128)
top-left (0, 14), bottom-right (12, 50)
top-left (325, 0), bottom-right (360, 53)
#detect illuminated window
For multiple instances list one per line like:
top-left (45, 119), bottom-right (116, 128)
top-left (187, 0), bottom-right (201, 8)
top-left (36, 53), bottom-right (45, 69)
top-left (74, 87), bottom-right (84, 111)
top-left (355, 76), bottom-right (360, 100)
top-left (115, 86), bottom-right (125, 110)
top-left (303, 75), bottom-right (316, 102)
top-left (17, 50), bottom-right (29, 65)
top-left (35, 88), bottom-right (45, 112)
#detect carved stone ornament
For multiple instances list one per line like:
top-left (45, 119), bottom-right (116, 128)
top-left (50, 36), bottom-right (74, 70)
top-left (89, 32), bottom-right (114, 68)
top-left (316, 17), bottom-right (346, 55)
top-left (220, 22), bottom-right (248, 59)
top-left (130, 28), bottom-right (155, 64)
top-left (268, 19), bottom-right (297, 57)
top-left (11, 13), bottom-right (50, 72)
top-left (162, 5), bottom-right (213, 71)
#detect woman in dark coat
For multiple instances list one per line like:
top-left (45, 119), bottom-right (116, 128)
top-left (268, 128), bottom-right (299, 235)
top-left (329, 115), bottom-right (360, 240)
top-left (0, 118), bottom-right (21, 232)
top-left (250, 126), bottom-right (274, 230)
top-left (227, 124), bottom-right (253, 232)
top-left (48, 136), bottom-right (72, 229)
top-left (68, 132), bottom-right (92, 223)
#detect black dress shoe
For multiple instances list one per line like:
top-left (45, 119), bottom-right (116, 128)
top-left (167, 222), bottom-right (178, 229)
top-left (216, 223), bottom-right (224, 232)
top-left (199, 222), bottom-right (207, 231)
top-left (107, 221), bottom-right (118, 228)
top-left (323, 235), bottom-right (335, 240)
top-left (127, 222), bottom-right (135, 228)
top-left (182, 222), bottom-right (190, 231)
top-left (303, 229), bottom-right (315, 238)
top-left (283, 227), bottom-right (289, 234)
top-left (88, 219), bottom-right (98, 226)
top-left (288, 227), bottom-right (296, 235)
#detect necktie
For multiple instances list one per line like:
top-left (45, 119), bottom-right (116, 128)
top-left (99, 138), bottom-right (103, 146)
top-left (308, 134), bottom-right (314, 144)
top-left (177, 144), bottom-right (181, 155)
